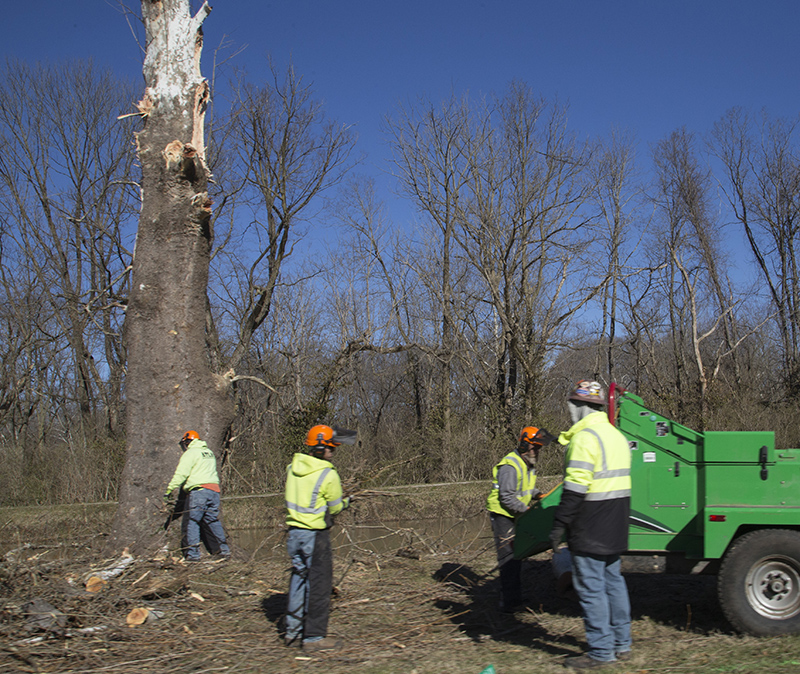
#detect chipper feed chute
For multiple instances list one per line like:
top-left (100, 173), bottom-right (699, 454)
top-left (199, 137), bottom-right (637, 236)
top-left (513, 484), bottom-right (563, 559)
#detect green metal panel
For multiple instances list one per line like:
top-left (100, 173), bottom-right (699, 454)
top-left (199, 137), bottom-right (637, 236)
top-left (704, 463), bottom-right (792, 508)
top-left (513, 485), bottom-right (561, 559)
top-left (616, 392), bottom-right (702, 464)
top-left (620, 391), bottom-right (701, 554)
top-left (703, 431), bottom-right (774, 464)
top-left (512, 388), bottom-right (800, 562)
top-left (702, 507), bottom-right (800, 558)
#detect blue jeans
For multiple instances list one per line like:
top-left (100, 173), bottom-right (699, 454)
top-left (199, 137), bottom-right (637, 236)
top-left (182, 488), bottom-right (230, 561)
top-left (571, 552), bottom-right (631, 662)
top-left (285, 527), bottom-right (332, 643)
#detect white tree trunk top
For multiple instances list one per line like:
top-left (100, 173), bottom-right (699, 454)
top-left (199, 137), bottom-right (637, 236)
top-left (141, 0), bottom-right (211, 155)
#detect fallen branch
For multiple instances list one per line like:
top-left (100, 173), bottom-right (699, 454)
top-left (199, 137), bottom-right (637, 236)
top-left (84, 548), bottom-right (135, 591)
top-left (90, 548), bottom-right (135, 581)
top-left (349, 489), bottom-right (402, 498)
top-left (4, 542), bottom-right (83, 563)
top-left (11, 624), bottom-right (109, 647)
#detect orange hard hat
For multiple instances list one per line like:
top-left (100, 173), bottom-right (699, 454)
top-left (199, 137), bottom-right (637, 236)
top-left (305, 424), bottom-right (340, 449)
top-left (519, 426), bottom-right (555, 451)
top-left (519, 426), bottom-right (540, 444)
top-left (181, 430), bottom-right (200, 444)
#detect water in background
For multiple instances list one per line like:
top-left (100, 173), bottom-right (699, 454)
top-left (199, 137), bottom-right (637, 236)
top-left (233, 514), bottom-right (491, 560)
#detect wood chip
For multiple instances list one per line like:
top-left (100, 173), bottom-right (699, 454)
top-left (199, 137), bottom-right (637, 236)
top-left (85, 576), bottom-right (107, 593)
top-left (126, 607), bottom-right (149, 627)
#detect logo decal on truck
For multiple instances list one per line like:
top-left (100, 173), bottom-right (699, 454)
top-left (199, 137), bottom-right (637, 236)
top-left (630, 510), bottom-right (674, 533)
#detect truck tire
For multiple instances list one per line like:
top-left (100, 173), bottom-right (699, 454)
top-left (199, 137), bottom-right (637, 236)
top-left (718, 529), bottom-right (800, 636)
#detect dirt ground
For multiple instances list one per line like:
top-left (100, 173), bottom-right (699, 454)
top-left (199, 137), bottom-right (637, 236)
top-left (4, 485), bottom-right (800, 674)
top-left (3, 530), bottom-right (800, 674)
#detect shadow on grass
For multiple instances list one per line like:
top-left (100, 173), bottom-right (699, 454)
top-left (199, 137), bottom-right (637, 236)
top-left (624, 571), bottom-right (729, 635)
top-left (431, 559), bottom-right (582, 656)
top-left (432, 557), bottom-right (733, 653)
top-left (261, 591), bottom-right (289, 638)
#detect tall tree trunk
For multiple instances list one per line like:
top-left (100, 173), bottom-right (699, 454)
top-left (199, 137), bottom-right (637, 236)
top-left (108, 0), bottom-right (234, 554)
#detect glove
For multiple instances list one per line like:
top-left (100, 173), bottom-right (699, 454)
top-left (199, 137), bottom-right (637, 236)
top-left (549, 524), bottom-right (565, 551)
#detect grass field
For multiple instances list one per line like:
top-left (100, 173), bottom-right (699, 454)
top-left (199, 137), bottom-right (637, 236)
top-left (2, 481), bottom-right (800, 673)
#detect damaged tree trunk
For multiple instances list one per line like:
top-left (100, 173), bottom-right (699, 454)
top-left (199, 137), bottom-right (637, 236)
top-left (108, 0), bottom-right (234, 554)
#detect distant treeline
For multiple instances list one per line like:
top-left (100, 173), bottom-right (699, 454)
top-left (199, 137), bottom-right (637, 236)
top-left (0, 60), bottom-right (797, 506)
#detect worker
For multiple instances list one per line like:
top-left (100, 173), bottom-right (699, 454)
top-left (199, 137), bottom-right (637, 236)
top-left (284, 424), bottom-right (357, 652)
top-left (486, 425), bottom-right (554, 612)
top-left (163, 431), bottom-right (230, 562)
top-left (549, 380), bottom-right (632, 669)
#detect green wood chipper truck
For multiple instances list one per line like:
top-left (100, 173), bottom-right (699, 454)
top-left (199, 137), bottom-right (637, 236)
top-left (514, 384), bottom-right (800, 636)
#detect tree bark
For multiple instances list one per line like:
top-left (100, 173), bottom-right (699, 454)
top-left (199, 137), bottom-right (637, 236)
top-left (108, 0), bottom-right (234, 554)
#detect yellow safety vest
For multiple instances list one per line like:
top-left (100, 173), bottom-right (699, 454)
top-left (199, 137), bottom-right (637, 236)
top-left (486, 450), bottom-right (537, 517)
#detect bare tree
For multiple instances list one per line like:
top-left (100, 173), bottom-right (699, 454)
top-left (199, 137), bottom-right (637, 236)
top-left (711, 109), bottom-right (800, 398)
top-left (109, 0), bottom-right (234, 553)
top-left (384, 93), bottom-right (479, 453)
top-left (334, 177), bottom-right (429, 430)
top-left (215, 63), bottom-right (357, 372)
top-left (0, 60), bottom-right (137, 505)
top-left (651, 129), bottom-right (744, 428)
top-left (469, 85), bottom-right (599, 422)
top-left (590, 129), bottom-right (644, 385)
top-left (0, 60), bottom-right (136, 441)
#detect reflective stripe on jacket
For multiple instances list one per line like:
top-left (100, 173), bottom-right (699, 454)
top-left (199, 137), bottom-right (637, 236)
top-left (285, 452), bottom-right (347, 530)
top-left (561, 413), bottom-right (631, 500)
top-left (486, 450), bottom-right (537, 518)
top-left (554, 411), bottom-right (631, 555)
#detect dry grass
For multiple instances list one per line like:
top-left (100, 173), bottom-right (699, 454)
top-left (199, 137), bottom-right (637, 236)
top-left (3, 485), bottom-right (800, 673)
top-left (4, 541), bottom-right (800, 674)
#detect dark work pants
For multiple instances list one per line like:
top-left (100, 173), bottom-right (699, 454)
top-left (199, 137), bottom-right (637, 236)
top-left (490, 513), bottom-right (522, 608)
top-left (286, 527), bottom-right (334, 641)
top-left (304, 528), bottom-right (333, 639)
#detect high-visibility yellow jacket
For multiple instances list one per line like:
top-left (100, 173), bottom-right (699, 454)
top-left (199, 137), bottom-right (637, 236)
top-left (553, 411), bottom-right (631, 555)
top-left (165, 439), bottom-right (220, 494)
top-left (285, 452), bottom-right (349, 530)
top-left (486, 450), bottom-right (537, 518)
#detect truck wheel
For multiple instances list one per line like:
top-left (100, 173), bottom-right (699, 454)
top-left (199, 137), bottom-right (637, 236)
top-left (718, 529), bottom-right (800, 636)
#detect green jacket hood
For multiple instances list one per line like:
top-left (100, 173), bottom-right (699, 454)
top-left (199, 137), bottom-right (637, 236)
top-left (290, 452), bottom-right (333, 478)
top-left (165, 438), bottom-right (220, 494)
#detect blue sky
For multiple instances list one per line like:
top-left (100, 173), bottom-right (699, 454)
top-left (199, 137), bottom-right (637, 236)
top-left (4, 0), bottom-right (800, 230)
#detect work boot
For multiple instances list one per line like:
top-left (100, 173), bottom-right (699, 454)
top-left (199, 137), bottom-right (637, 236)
top-left (564, 654), bottom-right (613, 669)
top-left (616, 650), bottom-right (632, 661)
top-left (302, 637), bottom-right (343, 653)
